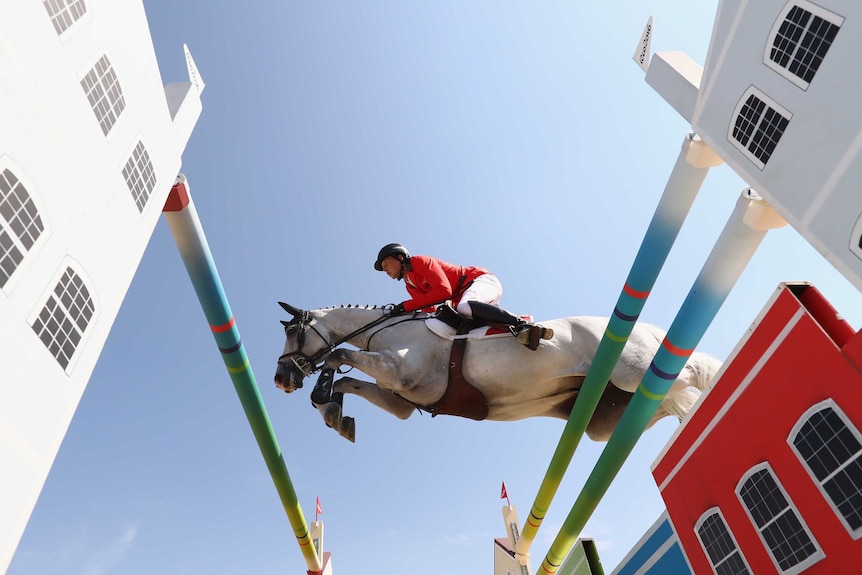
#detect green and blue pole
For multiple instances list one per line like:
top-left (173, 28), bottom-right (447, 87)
top-left (516, 134), bottom-right (722, 559)
top-left (162, 175), bottom-right (323, 575)
top-left (539, 190), bottom-right (785, 574)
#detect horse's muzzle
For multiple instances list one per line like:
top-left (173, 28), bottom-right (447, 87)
top-left (274, 363), bottom-right (304, 393)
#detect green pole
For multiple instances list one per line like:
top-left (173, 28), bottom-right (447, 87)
top-left (163, 176), bottom-right (323, 574)
top-left (539, 190), bottom-right (783, 573)
top-left (516, 135), bottom-right (722, 558)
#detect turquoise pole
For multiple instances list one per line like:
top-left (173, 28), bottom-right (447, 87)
top-left (539, 190), bottom-right (784, 574)
top-left (516, 134), bottom-right (722, 558)
top-left (162, 176), bottom-right (323, 575)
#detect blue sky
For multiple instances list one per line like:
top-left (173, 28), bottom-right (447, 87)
top-left (10, 2), bottom-right (862, 574)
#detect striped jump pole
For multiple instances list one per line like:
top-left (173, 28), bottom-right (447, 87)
top-left (538, 189), bottom-right (786, 574)
top-left (515, 133), bottom-right (722, 561)
top-left (162, 175), bottom-right (324, 575)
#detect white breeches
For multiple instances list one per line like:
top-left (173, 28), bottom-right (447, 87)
top-left (456, 273), bottom-right (502, 317)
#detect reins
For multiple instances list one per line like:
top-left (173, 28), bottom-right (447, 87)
top-left (277, 309), bottom-right (422, 376)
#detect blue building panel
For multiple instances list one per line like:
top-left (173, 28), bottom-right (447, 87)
top-left (612, 513), bottom-right (692, 575)
top-left (644, 546), bottom-right (690, 575)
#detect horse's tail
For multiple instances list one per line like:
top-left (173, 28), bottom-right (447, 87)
top-left (659, 386), bottom-right (701, 422)
top-left (685, 352), bottom-right (723, 392)
top-left (650, 352), bottom-right (723, 427)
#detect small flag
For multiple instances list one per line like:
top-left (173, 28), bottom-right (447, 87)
top-left (501, 482), bottom-right (511, 506)
top-left (632, 15), bottom-right (653, 72)
top-left (315, 496), bottom-right (322, 521)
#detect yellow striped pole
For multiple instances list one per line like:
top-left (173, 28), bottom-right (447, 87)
top-left (516, 135), bottom-right (722, 560)
top-left (163, 175), bottom-right (323, 574)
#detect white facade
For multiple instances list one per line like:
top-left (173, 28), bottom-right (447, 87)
top-left (0, 1), bottom-right (202, 571)
top-left (644, 0), bottom-right (862, 292)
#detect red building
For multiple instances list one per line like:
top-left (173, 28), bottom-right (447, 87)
top-left (652, 283), bottom-right (862, 574)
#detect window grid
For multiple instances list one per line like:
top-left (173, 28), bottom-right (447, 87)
top-left (0, 169), bottom-right (44, 288)
top-left (696, 512), bottom-right (751, 575)
top-left (43, 0), bottom-right (87, 36)
top-left (793, 405), bottom-right (862, 532)
top-left (731, 93), bottom-right (790, 168)
top-left (738, 468), bottom-right (818, 572)
top-left (81, 55), bottom-right (126, 136)
top-left (31, 267), bottom-right (95, 370)
top-left (122, 141), bottom-right (157, 212)
top-left (770, 4), bottom-right (840, 86)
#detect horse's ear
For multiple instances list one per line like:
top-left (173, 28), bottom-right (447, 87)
top-left (278, 301), bottom-right (303, 317)
top-left (280, 320), bottom-right (291, 328)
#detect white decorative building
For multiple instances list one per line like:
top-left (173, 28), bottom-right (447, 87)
top-left (0, 1), bottom-right (202, 571)
top-left (644, 0), bottom-right (862, 291)
top-left (614, 1), bottom-right (862, 572)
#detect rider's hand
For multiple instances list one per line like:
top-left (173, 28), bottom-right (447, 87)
top-left (389, 303), bottom-right (406, 316)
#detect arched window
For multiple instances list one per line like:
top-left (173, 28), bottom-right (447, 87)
top-left (790, 400), bottom-right (862, 538)
top-left (122, 140), bottom-right (157, 212)
top-left (0, 168), bottom-right (45, 289)
top-left (31, 265), bottom-right (95, 372)
top-left (80, 54), bottom-right (126, 136)
top-left (852, 213), bottom-right (862, 262)
top-left (728, 87), bottom-right (791, 171)
top-left (43, 0), bottom-right (88, 36)
top-left (695, 508), bottom-right (752, 575)
top-left (765, 1), bottom-right (843, 90)
top-left (736, 463), bottom-right (822, 573)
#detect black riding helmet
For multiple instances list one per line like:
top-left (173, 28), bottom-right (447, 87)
top-left (374, 243), bottom-right (410, 271)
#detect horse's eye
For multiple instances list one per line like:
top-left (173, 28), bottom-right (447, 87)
top-left (284, 324), bottom-right (302, 337)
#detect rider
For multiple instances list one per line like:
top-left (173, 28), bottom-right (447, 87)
top-left (373, 243), bottom-right (554, 350)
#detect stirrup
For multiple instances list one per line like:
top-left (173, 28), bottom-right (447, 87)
top-left (512, 324), bottom-right (554, 351)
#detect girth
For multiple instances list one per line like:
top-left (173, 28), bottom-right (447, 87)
top-left (427, 308), bottom-right (490, 421)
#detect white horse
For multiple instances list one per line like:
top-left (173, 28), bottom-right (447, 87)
top-left (273, 303), bottom-right (721, 443)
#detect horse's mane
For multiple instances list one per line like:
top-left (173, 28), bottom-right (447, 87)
top-left (321, 304), bottom-right (385, 310)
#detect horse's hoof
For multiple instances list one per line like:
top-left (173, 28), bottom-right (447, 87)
top-left (341, 417), bottom-right (356, 443)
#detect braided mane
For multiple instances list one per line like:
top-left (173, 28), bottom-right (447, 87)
top-left (322, 304), bottom-right (384, 310)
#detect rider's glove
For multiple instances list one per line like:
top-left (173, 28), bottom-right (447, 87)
top-left (390, 303), bottom-right (406, 316)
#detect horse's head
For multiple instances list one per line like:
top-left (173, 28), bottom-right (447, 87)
top-left (274, 302), bottom-right (332, 393)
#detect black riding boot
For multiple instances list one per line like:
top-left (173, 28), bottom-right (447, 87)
top-left (467, 301), bottom-right (554, 351)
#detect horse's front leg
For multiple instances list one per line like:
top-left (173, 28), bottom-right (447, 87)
top-left (311, 347), bottom-right (404, 406)
top-left (315, 391), bottom-right (356, 443)
top-left (310, 366), bottom-right (336, 405)
top-left (322, 348), bottom-right (409, 390)
top-left (334, 376), bottom-right (416, 420)
top-left (312, 376), bottom-right (416, 443)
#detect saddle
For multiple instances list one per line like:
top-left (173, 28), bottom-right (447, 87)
top-left (426, 302), bottom-right (490, 421)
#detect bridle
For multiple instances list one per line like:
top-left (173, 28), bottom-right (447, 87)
top-left (277, 310), bottom-right (330, 376)
top-left (276, 309), bottom-right (393, 378)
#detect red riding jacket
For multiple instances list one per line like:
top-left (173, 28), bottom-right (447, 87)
top-left (400, 255), bottom-right (488, 312)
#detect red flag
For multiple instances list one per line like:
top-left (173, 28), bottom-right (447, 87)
top-left (315, 496), bottom-right (322, 521)
top-left (501, 482), bottom-right (508, 500)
